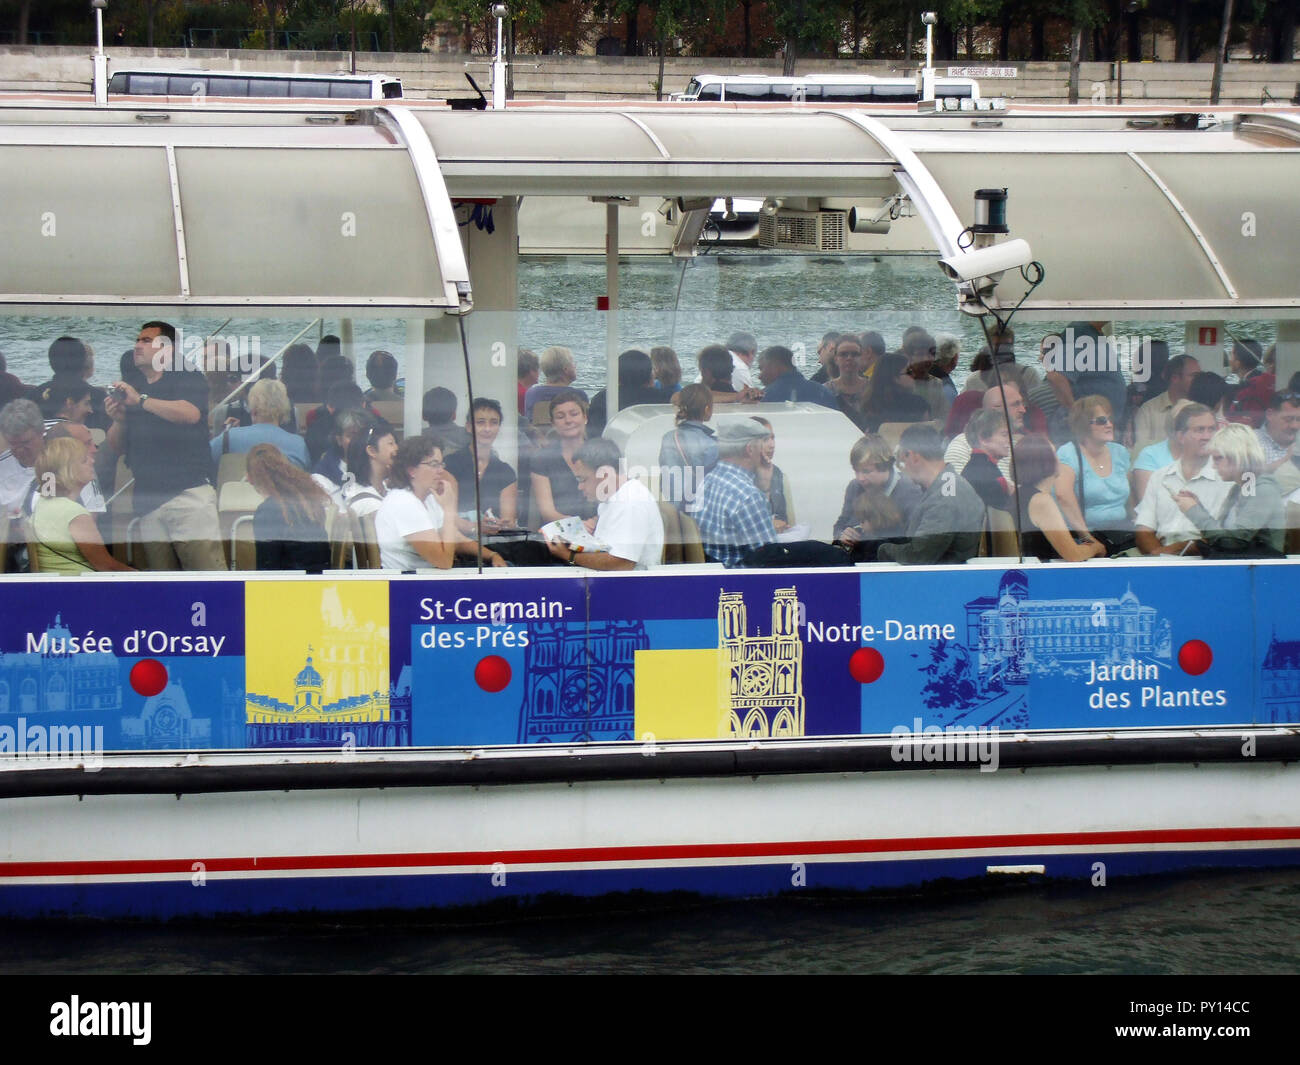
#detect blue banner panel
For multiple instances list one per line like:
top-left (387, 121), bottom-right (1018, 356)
top-left (0, 581), bottom-right (245, 750)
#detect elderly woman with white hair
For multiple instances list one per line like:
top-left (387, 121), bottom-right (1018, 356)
top-left (209, 378), bottom-right (310, 470)
top-left (1173, 422), bottom-right (1285, 557)
top-left (523, 345), bottom-right (587, 422)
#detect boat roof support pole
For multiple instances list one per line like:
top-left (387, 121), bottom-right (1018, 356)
top-left (606, 200), bottom-right (619, 417)
top-left (404, 318), bottom-right (426, 440)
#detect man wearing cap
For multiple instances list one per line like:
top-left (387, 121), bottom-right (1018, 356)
top-left (693, 419), bottom-right (777, 567)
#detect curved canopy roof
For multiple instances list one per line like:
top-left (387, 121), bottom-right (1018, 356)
top-left (0, 102), bottom-right (1295, 317)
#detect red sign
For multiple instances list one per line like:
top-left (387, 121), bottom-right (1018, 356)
top-left (1198, 326), bottom-right (1218, 346)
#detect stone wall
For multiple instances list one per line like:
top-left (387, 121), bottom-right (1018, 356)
top-left (2, 45), bottom-right (1298, 105)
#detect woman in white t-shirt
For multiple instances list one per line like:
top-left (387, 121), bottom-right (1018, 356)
top-left (342, 422), bottom-right (397, 519)
top-left (374, 435), bottom-right (506, 570)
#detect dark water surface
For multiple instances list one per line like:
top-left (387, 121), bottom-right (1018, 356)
top-left (3, 868), bottom-right (1297, 974)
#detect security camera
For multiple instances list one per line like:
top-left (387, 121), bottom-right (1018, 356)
top-left (921, 11), bottom-right (938, 25)
top-left (491, 3), bottom-right (508, 18)
top-left (937, 238), bottom-right (1033, 282)
top-left (848, 205), bottom-right (891, 235)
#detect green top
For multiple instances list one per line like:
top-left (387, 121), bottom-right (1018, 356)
top-left (31, 495), bottom-right (93, 574)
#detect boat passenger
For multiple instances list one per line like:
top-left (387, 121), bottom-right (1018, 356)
top-left (445, 397), bottom-right (519, 536)
top-left (211, 379), bottom-right (310, 471)
top-left (1132, 352), bottom-right (1199, 459)
top-left (1172, 423), bottom-right (1285, 558)
top-left (363, 350), bottom-right (402, 403)
top-left (523, 346), bottom-right (585, 421)
top-left (313, 409), bottom-right (372, 490)
top-left (876, 424), bottom-right (985, 566)
top-left (1055, 395), bottom-right (1134, 552)
top-left (105, 321), bottom-right (226, 571)
top-left (725, 331), bottom-right (759, 392)
top-left (1131, 399), bottom-right (1192, 503)
top-left (1134, 402), bottom-right (1227, 556)
top-left (856, 351), bottom-right (930, 434)
top-left (1256, 391), bottom-right (1300, 474)
top-left (280, 343), bottom-right (319, 406)
top-left (692, 345), bottom-right (759, 406)
top-left (30, 437), bottom-right (133, 574)
top-left (750, 416), bottom-right (792, 532)
top-left (693, 419), bottom-right (777, 568)
top-left (1059, 323), bottom-right (1129, 436)
top-left (902, 329), bottom-right (950, 423)
top-left (1188, 371), bottom-right (1231, 430)
top-left (342, 422), bottom-right (397, 519)
top-left (858, 330), bottom-right (886, 382)
top-left (933, 335), bottom-right (960, 408)
top-left (530, 388), bottom-right (597, 525)
top-left (35, 375), bottom-right (94, 427)
top-left (1013, 433), bottom-right (1106, 562)
top-left (0, 352), bottom-right (26, 408)
top-left (656, 383), bottom-right (717, 513)
top-left (1225, 339), bottom-right (1273, 427)
top-left (961, 408), bottom-right (1014, 512)
top-left (544, 438), bottom-right (664, 571)
top-left (44, 421), bottom-right (106, 517)
top-left (650, 346), bottom-right (682, 396)
top-left (1025, 334), bottom-right (1074, 445)
top-left (421, 386), bottom-right (472, 453)
top-left (588, 349), bottom-right (665, 437)
top-left (517, 347), bottom-right (539, 416)
top-left (245, 444), bottom-right (331, 573)
top-left (809, 330), bottom-right (842, 385)
top-left (0, 400), bottom-right (45, 520)
top-left (756, 345), bottom-right (836, 408)
top-left (827, 338), bottom-right (876, 431)
top-left (305, 381), bottom-right (368, 465)
top-left (832, 433), bottom-right (921, 562)
top-left (25, 336), bottom-right (108, 431)
top-left (944, 366), bottom-right (1038, 453)
top-left (205, 340), bottom-right (251, 433)
top-left (375, 435), bottom-right (506, 570)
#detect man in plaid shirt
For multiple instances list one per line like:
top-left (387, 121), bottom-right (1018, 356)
top-left (694, 419), bottom-right (777, 567)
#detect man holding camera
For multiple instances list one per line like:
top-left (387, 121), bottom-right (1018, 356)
top-left (105, 321), bottom-right (226, 571)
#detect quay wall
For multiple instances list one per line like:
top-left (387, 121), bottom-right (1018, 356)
top-left (1, 46), bottom-right (1299, 106)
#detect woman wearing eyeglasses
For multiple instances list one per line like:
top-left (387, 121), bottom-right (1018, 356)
top-left (1055, 394), bottom-right (1134, 553)
top-left (375, 435), bottom-right (506, 570)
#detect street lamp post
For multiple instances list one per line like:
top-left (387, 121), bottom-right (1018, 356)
top-left (490, 3), bottom-right (508, 110)
top-left (1117, 1), bottom-right (1138, 104)
top-left (91, 0), bottom-right (107, 106)
top-left (919, 11), bottom-right (937, 103)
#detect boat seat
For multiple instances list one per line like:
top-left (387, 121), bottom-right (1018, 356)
top-left (370, 400), bottom-right (403, 429)
top-left (677, 512), bottom-right (706, 564)
top-left (331, 508), bottom-right (359, 570)
top-left (1286, 503), bottom-right (1300, 555)
top-left (987, 506), bottom-right (1019, 557)
top-left (22, 519), bottom-right (40, 573)
top-left (356, 511), bottom-right (382, 569)
top-left (530, 401), bottom-right (552, 427)
top-left (658, 502), bottom-right (683, 564)
top-left (109, 455), bottom-right (139, 566)
top-left (216, 452), bottom-right (248, 489)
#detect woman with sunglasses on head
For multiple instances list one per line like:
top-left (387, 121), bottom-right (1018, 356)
top-left (342, 422), bottom-right (398, 519)
top-left (858, 351), bottom-right (930, 434)
top-left (1055, 394), bottom-right (1133, 552)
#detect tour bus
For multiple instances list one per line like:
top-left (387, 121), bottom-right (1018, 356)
top-left (106, 69), bottom-right (403, 100)
top-left (0, 100), bottom-right (1298, 920)
top-left (670, 72), bottom-right (980, 104)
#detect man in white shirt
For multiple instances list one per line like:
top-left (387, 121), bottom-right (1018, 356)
top-left (726, 331), bottom-right (758, 392)
top-left (546, 438), bottom-right (664, 570)
top-left (0, 399), bottom-right (45, 519)
top-left (1134, 403), bottom-right (1229, 554)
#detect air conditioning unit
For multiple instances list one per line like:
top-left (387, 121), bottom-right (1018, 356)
top-left (758, 209), bottom-right (847, 252)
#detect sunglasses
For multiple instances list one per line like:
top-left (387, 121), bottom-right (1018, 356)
top-left (1090, 415), bottom-right (1112, 426)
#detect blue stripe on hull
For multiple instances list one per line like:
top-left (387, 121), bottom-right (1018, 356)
top-left (6, 846), bottom-right (1300, 920)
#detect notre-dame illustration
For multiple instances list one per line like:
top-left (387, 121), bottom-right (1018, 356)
top-left (718, 587), bottom-right (805, 738)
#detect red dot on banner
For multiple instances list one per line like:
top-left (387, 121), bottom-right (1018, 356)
top-left (129, 658), bottom-right (168, 697)
top-left (1178, 640), bottom-right (1213, 676)
top-left (474, 655), bottom-right (512, 693)
top-left (848, 647), bottom-right (885, 684)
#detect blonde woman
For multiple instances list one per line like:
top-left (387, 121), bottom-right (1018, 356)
top-left (1173, 423), bottom-right (1285, 557)
top-left (31, 437), bottom-right (134, 573)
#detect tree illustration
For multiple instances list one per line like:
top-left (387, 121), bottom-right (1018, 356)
top-left (919, 637), bottom-right (979, 711)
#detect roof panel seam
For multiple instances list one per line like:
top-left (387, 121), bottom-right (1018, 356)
top-left (619, 113), bottom-right (671, 159)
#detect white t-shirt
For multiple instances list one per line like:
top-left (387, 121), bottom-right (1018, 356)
top-left (595, 478), bottom-right (664, 570)
top-left (729, 351), bottom-right (755, 392)
top-left (374, 487), bottom-right (446, 570)
top-left (343, 480), bottom-right (385, 519)
top-left (0, 451), bottom-right (32, 518)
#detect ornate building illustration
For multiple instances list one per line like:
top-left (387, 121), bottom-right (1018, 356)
top-left (1261, 632), bottom-right (1300, 723)
top-left (246, 647), bottom-right (407, 747)
top-left (964, 571), bottom-right (1169, 684)
top-left (0, 615), bottom-right (121, 715)
top-left (517, 620), bottom-right (648, 743)
top-left (718, 587), bottom-right (805, 739)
